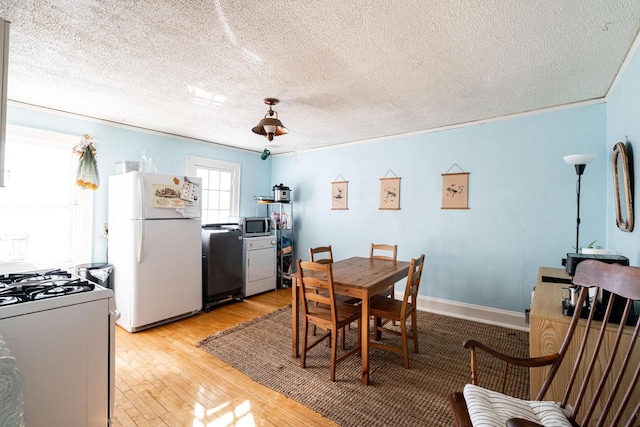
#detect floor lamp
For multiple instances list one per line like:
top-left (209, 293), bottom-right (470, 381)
top-left (563, 154), bottom-right (596, 253)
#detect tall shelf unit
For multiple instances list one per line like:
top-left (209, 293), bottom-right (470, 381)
top-left (256, 201), bottom-right (293, 289)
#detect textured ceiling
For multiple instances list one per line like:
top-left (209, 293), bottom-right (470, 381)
top-left (1, 1), bottom-right (640, 154)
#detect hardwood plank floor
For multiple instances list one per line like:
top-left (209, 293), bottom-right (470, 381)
top-left (113, 289), bottom-right (337, 427)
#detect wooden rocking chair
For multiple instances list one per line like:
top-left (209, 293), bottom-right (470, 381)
top-left (448, 260), bottom-right (640, 427)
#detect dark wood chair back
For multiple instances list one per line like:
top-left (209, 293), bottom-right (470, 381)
top-left (547, 260), bottom-right (640, 425)
top-left (448, 260), bottom-right (640, 426)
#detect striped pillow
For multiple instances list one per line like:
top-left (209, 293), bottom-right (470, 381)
top-left (463, 384), bottom-right (571, 427)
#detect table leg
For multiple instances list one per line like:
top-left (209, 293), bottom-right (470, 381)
top-left (292, 277), bottom-right (299, 358)
top-left (361, 294), bottom-right (370, 385)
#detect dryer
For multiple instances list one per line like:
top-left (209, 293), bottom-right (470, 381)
top-left (243, 235), bottom-right (277, 297)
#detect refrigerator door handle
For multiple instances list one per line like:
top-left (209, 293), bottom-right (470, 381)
top-left (138, 219), bottom-right (145, 263)
top-left (137, 174), bottom-right (145, 263)
top-left (138, 173), bottom-right (145, 220)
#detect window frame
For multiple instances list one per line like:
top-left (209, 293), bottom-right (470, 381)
top-left (186, 156), bottom-right (241, 224)
top-left (2, 125), bottom-right (93, 268)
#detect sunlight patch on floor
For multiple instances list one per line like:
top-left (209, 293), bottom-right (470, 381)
top-left (193, 399), bottom-right (255, 427)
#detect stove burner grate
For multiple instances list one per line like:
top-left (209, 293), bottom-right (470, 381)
top-left (0, 270), bottom-right (96, 305)
top-left (0, 269), bottom-right (72, 285)
top-left (23, 279), bottom-right (95, 300)
top-left (0, 291), bottom-right (29, 306)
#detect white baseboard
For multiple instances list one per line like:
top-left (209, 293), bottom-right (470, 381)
top-left (398, 293), bottom-right (530, 332)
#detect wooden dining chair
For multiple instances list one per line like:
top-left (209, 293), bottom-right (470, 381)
top-left (310, 245), bottom-right (360, 310)
top-left (308, 245), bottom-right (339, 337)
top-left (370, 253), bottom-right (425, 369)
top-left (448, 260), bottom-right (640, 427)
top-left (370, 243), bottom-right (398, 298)
top-left (370, 243), bottom-right (398, 261)
top-left (297, 259), bottom-right (362, 381)
top-left (309, 246), bottom-right (333, 264)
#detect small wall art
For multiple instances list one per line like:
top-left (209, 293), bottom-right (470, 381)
top-left (379, 171), bottom-right (401, 210)
top-left (331, 178), bottom-right (348, 210)
top-left (441, 169), bottom-right (469, 209)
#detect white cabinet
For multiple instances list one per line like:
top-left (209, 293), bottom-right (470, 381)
top-left (0, 20), bottom-right (10, 188)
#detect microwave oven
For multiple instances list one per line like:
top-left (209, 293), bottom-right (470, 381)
top-left (239, 217), bottom-right (271, 237)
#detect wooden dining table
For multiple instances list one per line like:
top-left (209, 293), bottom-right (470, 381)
top-left (291, 256), bottom-right (411, 385)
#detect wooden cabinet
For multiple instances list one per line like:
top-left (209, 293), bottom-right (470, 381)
top-left (529, 267), bottom-right (571, 399)
top-left (529, 267), bottom-right (640, 422)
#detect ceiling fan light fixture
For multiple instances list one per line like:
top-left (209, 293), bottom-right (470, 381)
top-left (252, 98), bottom-right (288, 142)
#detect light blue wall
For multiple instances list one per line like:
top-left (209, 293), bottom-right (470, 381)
top-left (273, 104), bottom-right (607, 312)
top-left (606, 43), bottom-right (640, 265)
top-left (7, 105), bottom-right (272, 263)
top-left (7, 94), bottom-right (616, 314)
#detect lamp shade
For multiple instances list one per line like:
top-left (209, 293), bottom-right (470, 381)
top-left (563, 154), bottom-right (596, 165)
top-left (252, 98), bottom-right (288, 141)
top-left (252, 117), bottom-right (288, 141)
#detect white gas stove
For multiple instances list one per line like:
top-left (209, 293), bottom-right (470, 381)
top-left (0, 268), bottom-right (119, 426)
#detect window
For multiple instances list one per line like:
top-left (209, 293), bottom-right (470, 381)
top-left (186, 156), bottom-right (240, 225)
top-left (0, 125), bottom-right (92, 269)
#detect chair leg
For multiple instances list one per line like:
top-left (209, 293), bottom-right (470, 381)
top-left (330, 329), bottom-right (338, 381)
top-left (374, 316), bottom-right (382, 340)
top-left (341, 327), bottom-right (346, 349)
top-left (400, 319), bottom-right (410, 369)
top-left (301, 319), bottom-right (309, 368)
top-left (311, 290), bottom-right (319, 336)
top-left (357, 317), bottom-right (362, 356)
top-left (387, 285), bottom-right (399, 326)
top-left (412, 311), bottom-right (419, 353)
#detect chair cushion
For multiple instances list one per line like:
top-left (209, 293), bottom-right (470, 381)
top-left (463, 384), bottom-right (571, 427)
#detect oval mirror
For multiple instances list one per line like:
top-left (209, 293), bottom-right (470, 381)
top-left (612, 142), bottom-right (634, 232)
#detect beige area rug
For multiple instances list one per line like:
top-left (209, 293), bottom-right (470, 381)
top-left (198, 307), bottom-right (530, 427)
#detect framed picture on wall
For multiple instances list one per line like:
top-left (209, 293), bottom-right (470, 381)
top-left (441, 172), bottom-right (469, 209)
top-left (331, 181), bottom-right (348, 210)
top-left (379, 177), bottom-right (401, 210)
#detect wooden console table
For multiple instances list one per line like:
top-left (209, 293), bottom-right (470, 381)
top-left (529, 266), bottom-right (640, 421)
top-left (529, 267), bottom-right (571, 399)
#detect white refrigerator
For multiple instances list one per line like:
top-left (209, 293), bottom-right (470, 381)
top-left (108, 172), bottom-right (202, 332)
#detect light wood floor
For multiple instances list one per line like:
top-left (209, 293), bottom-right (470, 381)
top-left (113, 289), bottom-right (337, 427)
